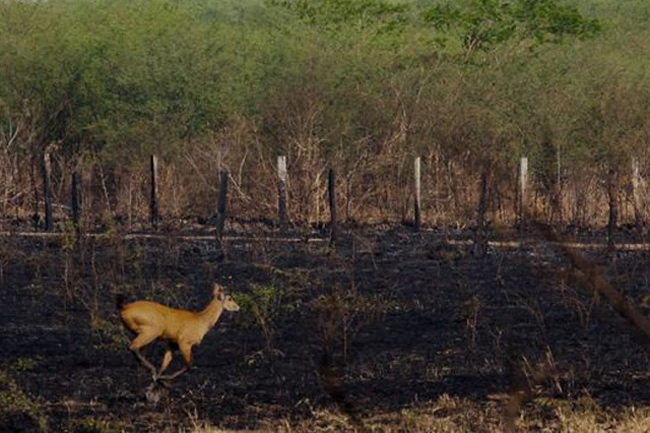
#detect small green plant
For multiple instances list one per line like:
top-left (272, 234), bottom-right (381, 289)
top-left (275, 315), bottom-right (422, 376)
top-left (89, 311), bottom-right (127, 353)
top-left (4, 357), bottom-right (41, 373)
top-left (72, 417), bottom-right (126, 433)
top-left (234, 283), bottom-right (286, 354)
top-left (61, 221), bottom-right (79, 252)
top-left (0, 369), bottom-right (47, 432)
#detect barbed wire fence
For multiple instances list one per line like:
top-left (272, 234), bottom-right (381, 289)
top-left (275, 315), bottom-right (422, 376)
top-left (0, 153), bottom-right (648, 243)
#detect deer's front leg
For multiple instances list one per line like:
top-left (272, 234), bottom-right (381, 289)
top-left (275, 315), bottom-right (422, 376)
top-left (157, 342), bottom-right (193, 381)
top-left (155, 346), bottom-right (175, 380)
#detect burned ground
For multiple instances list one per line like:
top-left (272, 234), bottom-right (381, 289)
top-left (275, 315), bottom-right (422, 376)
top-left (1, 228), bottom-right (650, 432)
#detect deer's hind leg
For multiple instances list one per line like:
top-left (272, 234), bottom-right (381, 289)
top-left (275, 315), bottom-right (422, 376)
top-left (129, 329), bottom-right (161, 377)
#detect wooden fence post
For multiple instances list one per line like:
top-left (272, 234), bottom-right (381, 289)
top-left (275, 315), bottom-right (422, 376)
top-left (328, 168), bottom-right (337, 244)
top-left (632, 157), bottom-right (644, 233)
top-left (607, 168), bottom-right (618, 249)
top-left (277, 156), bottom-right (288, 234)
top-left (150, 155), bottom-right (158, 229)
top-left (314, 172), bottom-right (320, 227)
top-left (216, 171), bottom-right (228, 248)
top-left (71, 170), bottom-right (82, 233)
top-left (345, 175), bottom-right (352, 222)
top-left (31, 154), bottom-right (40, 230)
top-left (473, 170), bottom-right (488, 257)
top-left (41, 148), bottom-right (53, 232)
top-left (414, 156), bottom-right (421, 232)
top-left (518, 156), bottom-right (528, 228)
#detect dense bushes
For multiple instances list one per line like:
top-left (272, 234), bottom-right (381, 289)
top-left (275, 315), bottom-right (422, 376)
top-left (0, 0), bottom-right (649, 228)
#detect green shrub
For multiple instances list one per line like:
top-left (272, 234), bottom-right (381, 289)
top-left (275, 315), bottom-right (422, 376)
top-left (0, 369), bottom-right (47, 433)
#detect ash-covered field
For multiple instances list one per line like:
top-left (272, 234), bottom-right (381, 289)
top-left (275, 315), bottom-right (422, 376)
top-left (2, 228), bottom-right (650, 432)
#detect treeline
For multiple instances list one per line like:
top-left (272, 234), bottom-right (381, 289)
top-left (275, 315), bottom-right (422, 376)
top-left (0, 0), bottom-right (649, 230)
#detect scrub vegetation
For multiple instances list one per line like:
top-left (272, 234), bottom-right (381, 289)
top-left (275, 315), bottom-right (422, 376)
top-left (1, 0), bottom-right (648, 227)
top-left (2, 1), bottom-right (650, 432)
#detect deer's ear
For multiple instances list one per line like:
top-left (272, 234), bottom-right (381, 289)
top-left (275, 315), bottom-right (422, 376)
top-left (213, 283), bottom-right (222, 296)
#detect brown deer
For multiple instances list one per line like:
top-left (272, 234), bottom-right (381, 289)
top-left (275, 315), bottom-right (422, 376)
top-left (117, 283), bottom-right (240, 381)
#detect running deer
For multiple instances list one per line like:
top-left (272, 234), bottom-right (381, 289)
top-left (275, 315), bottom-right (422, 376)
top-left (116, 283), bottom-right (240, 381)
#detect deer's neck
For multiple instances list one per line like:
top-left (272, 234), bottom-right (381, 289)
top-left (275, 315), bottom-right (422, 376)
top-left (199, 297), bottom-right (224, 329)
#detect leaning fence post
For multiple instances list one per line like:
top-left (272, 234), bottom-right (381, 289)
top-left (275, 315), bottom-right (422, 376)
top-left (277, 156), bottom-right (288, 234)
top-left (414, 156), bottom-right (422, 232)
top-left (71, 170), bottom-right (82, 233)
top-left (328, 168), bottom-right (337, 245)
top-left (41, 148), bottom-right (53, 232)
top-left (150, 155), bottom-right (158, 229)
top-left (216, 171), bottom-right (228, 248)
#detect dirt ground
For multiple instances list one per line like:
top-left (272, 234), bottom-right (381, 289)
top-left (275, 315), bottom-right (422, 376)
top-left (2, 225), bottom-right (650, 432)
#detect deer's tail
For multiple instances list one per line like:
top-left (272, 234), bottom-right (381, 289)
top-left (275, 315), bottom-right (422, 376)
top-left (116, 293), bottom-right (127, 310)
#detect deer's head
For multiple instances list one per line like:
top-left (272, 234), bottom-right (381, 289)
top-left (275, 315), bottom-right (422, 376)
top-left (213, 283), bottom-right (240, 312)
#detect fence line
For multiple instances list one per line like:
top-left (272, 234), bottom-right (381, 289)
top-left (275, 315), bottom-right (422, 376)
top-left (0, 154), bottom-right (647, 239)
top-left (1, 230), bottom-right (649, 252)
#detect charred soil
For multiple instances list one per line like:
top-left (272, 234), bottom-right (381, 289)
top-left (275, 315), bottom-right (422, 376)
top-left (1, 228), bottom-right (650, 432)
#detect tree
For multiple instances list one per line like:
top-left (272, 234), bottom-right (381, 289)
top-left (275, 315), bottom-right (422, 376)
top-left (422, 0), bottom-right (601, 251)
top-left (270, 0), bottom-right (409, 33)
top-left (424, 0), bottom-right (601, 56)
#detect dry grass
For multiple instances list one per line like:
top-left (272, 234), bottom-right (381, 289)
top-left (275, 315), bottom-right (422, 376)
top-left (181, 396), bottom-right (650, 432)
